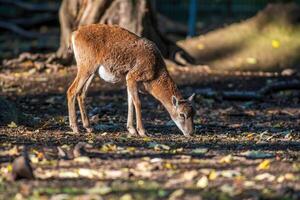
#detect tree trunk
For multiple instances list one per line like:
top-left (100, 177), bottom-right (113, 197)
top-left (56, 0), bottom-right (194, 65)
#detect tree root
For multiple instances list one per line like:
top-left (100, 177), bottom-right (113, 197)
top-left (2, 52), bottom-right (66, 72)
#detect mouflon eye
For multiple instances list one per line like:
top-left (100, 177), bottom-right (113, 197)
top-left (179, 113), bottom-right (185, 119)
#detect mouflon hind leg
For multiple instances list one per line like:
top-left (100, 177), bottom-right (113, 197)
top-left (67, 74), bottom-right (80, 133)
top-left (67, 67), bottom-right (94, 133)
top-left (77, 73), bottom-right (95, 133)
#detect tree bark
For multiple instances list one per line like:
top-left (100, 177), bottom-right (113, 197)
top-left (56, 0), bottom-right (194, 65)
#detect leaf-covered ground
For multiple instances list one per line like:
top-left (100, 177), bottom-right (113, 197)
top-left (0, 65), bottom-right (299, 200)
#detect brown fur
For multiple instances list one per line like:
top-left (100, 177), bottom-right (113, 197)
top-left (67, 24), bottom-right (195, 137)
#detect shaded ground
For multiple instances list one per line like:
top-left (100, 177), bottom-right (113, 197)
top-left (0, 64), bottom-right (299, 200)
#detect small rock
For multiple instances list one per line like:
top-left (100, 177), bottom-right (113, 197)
top-left (12, 147), bottom-right (34, 180)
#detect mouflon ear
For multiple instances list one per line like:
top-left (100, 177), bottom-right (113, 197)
top-left (172, 95), bottom-right (179, 108)
top-left (188, 93), bottom-right (196, 102)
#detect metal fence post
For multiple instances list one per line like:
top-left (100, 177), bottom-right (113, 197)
top-left (188, 0), bottom-right (197, 37)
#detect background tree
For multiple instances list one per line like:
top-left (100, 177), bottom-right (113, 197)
top-left (57, 0), bottom-right (194, 65)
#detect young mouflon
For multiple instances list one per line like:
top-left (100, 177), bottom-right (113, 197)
top-left (67, 24), bottom-right (195, 137)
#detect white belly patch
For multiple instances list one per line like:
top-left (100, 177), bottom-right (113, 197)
top-left (98, 65), bottom-right (119, 83)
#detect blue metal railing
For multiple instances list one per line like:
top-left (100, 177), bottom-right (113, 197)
top-left (188, 0), bottom-right (198, 37)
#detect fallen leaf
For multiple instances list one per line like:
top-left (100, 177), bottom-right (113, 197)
top-left (7, 122), bottom-right (17, 128)
top-left (208, 170), bottom-right (218, 180)
top-left (154, 144), bottom-right (170, 151)
top-left (168, 189), bottom-right (184, 200)
top-left (58, 171), bottom-right (79, 178)
top-left (221, 170), bottom-right (241, 178)
top-left (172, 148), bottom-right (183, 153)
top-left (0, 146), bottom-right (18, 156)
top-left (220, 184), bottom-right (235, 196)
top-left (244, 181), bottom-right (255, 188)
top-left (104, 170), bottom-right (124, 179)
top-left (77, 168), bottom-right (97, 179)
top-left (150, 158), bottom-right (162, 163)
top-left (136, 161), bottom-right (154, 171)
top-left (246, 132), bottom-right (255, 140)
top-left (293, 163), bottom-right (300, 172)
top-left (158, 189), bottom-right (168, 198)
top-left (126, 147), bottom-right (136, 152)
top-left (277, 175), bottom-right (285, 183)
top-left (196, 176), bottom-right (208, 188)
top-left (7, 164), bottom-right (13, 173)
top-left (74, 156), bottom-right (91, 163)
top-left (219, 154), bottom-right (233, 164)
top-left (277, 173), bottom-right (296, 182)
top-left (143, 137), bottom-right (152, 142)
top-left (100, 143), bottom-right (117, 152)
top-left (120, 194), bottom-right (133, 200)
top-left (164, 162), bottom-right (175, 169)
top-left (29, 154), bottom-right (39, 164)
top-left (255, 173), bottom-right (275, 182)
top-left (181, 170), bottom-right (197, 181)
top-left (88, 184), bottom-right (112, 195)
top-left (256, 160), bottom-right (271, 171)
top-left (148, 142), bottom-right (170, 151)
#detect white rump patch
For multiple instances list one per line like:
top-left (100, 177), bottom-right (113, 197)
top-left (98, 65), bottom-right (119, 83)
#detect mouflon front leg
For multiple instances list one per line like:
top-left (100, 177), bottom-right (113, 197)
top-left (126, 75), bottom-right (147, 137)
top-left (127, 89), bottom-right (138, 136)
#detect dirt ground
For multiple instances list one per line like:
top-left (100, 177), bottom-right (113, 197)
top-left (0, 64), bottom-right (299, 200)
